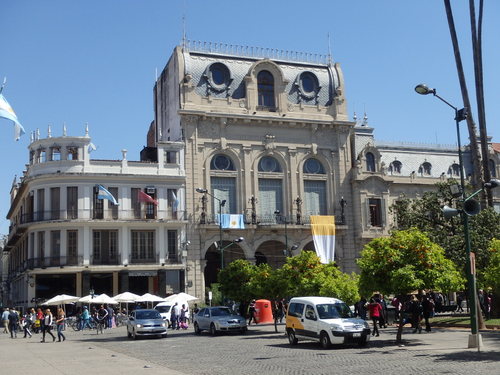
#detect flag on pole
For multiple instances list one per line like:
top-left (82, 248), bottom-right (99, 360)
top-left (171, 190), bottom-right (179, 212)
top-left (138, 190), bottom-right (158, 206)
top-left (219, 214), bottom-right (245, 229)
top-left (0, 93), bottom-right (25, 141)
top-left (311, 215), bottom-right (335, 264)
top-left (96, 184), bottom-right (119, 205)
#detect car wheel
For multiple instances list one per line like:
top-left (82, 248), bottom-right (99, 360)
top-left (194, 322), bottom-right (201, 335)
top-left (358, 336), bottom-right (368, 347)
top-left (132, 329), bottom-right (137, 340)
top-left (209, 323), bottom-right (217, 336)
top-left (320, 331), bottom-right (331, 349)
top-left (287, 329), bottom-right (298, 345)
top-left (162, 333), bottom-right (168, 339)
top-left (240, 327), bottom-right (248, 334)
top-left (127, 328), bottom-right (132, 338)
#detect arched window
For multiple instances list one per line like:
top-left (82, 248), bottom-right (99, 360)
top-left (303, 158), bottom-right (325, 174)
top-left (257, 70), bottom-right (275, 110)
top-left (258, 156), bottom-right (281, 172)
top-left (366, 152), bottom-right (375, 172)
top-left (210, 154), bottom-right (235, 171)
top-left (449, 163), bottom-right (460, 177)
top-left (389, 160), bottom-right (402, 175)
top-left (419, 162), bottom-right (432, 176)
top-left (210, 154), bottom-right (237, 214)
top-left (489, 159), bottom-right (497, 178)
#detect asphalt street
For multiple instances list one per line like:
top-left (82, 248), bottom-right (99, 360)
top-left (2, 323), bottom-right (498, 375)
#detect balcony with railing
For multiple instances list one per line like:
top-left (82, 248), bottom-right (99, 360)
top-left (198, 213), bottom-right (346, 226)
top-left (18, 209), bottom-right (188, 224)
top-left (26, 256), bottom-right (84, 270)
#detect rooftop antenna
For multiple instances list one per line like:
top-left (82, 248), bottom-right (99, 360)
top-left (0, 77), bottom-right (6, 94)
top-left (181, 11), bottom-right (187, 50)
top-left (327, 33), bottom-right (333, 65)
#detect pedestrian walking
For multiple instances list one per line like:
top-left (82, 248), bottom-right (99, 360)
top-left (22, 311), bottom-right (33, 338)
top-left (170, 302), bottom-right (179, 329)
top-left (80, 306), bottom-right (92, 331)
top-left (8, 308), bottom-right (19, 338)
top-left (35, 307), bottom-right (44, 333)
top-left (2, 308), bottom-right (10, 334)
top-left (179, 304), bottom-right (188, 329)
top-left (422, 295), bottom-right (435, 332)
top-left (248, 300), bottom-right (257, 325)
top-left (41, 308), bottom-right (56, 342)
top-left (410, 295), bottom-right (423, 334)
top-left (354, 298), bottom-right (367, 320)
top-left (56, 308), bottom-right (66, 342)
top-left (367, 298), bottom-right (381, 336)
top-left (456, 292), bottom-right (464, 312)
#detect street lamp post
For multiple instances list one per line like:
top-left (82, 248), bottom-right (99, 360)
top-left (415, 83), bottom-right (480, 348)
top-left (196, 187), bottom-right (226, 267)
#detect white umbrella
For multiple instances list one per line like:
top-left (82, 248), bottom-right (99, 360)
top-left (43, 294), bottom-right (80, 305)
top-left (136, 293), bottom-right (165, 303)
top-left (91, 293), bottom-right (118, 305)
top-left (113, 292), bottom-right (140, 303)
top-left (175, 292), bottom-right (199, 302)
top-left (78, 295), bottom-right (94, 303)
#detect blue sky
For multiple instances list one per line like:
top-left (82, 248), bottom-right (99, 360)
top-left (1, 0), bottom-right (499, 234)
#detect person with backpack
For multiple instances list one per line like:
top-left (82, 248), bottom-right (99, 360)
top-left (8, 308), bottom-right (19, 339)
top-left (422, 294), bottom-right (435, 332)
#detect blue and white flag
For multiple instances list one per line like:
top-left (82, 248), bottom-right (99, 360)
top-left (0, 93), bottom-right (25, 141)
top-left (96, 184), bottom-right (119, 205)
top-left (219, 214), bottom-right (245, 229)
top-left (171, 190), bottom-right (179, 212)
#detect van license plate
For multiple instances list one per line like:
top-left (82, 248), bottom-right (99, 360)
top-left (352, 333), bottom-right (361, 338)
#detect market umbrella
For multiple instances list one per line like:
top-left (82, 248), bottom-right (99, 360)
top-left (113, 292), bottom-right (140, 314)
top-left (43, 294), bottom-right (80, 306)
top-left (174, 292), bottom-right (199, 302)
top-left (113, 292), bottom-right (140, 303)
top-left (136, 293), bottom-right (165, 308)
top-left (91, 293), bottom-right (118, 305)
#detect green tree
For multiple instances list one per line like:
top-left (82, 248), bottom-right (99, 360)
top-left (217, 259), bottom-right (258, 302)
top-left (357, 228), bottom-right (464, 342)
top-left (483, 238), bottom-right (500, 290)
top-left (390, 181), bottom-right (500, 277)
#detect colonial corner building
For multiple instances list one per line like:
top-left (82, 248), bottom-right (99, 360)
top-left (2, 42), bottom-right (499, 308)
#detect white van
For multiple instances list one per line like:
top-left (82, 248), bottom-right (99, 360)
top-left (286, 296), bottom-right (371, 348)
top-left (154, 301), bottom-right (190, 326)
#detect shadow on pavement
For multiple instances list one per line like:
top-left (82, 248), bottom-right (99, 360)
top-left (429, 350), bottom-right (500, 362)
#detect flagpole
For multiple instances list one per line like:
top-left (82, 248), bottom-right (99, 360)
top-left (0, 77), bottom-right (6, 94)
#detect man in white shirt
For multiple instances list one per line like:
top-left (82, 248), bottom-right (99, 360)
top-left (2, 308), bottom-right (10, 334)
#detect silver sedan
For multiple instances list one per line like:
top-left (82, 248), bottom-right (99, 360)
top-left (126, 309), bottom-right (167, 340)
top-left (193, 306), bottom-right (247, 335)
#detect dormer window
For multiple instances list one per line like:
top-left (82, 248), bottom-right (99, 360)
top-left (51, 146), bottom-right (61, 161)
top-left (257, 70), bottom-right (275, 110)
top-left (366, 152), bottom-right (376, 172)
top-left (419, 162), bottom-right (432, 176)
top-left (67, 147), bottom-right (79, 160)
top-left (389, 160), bottom-right (402, 175)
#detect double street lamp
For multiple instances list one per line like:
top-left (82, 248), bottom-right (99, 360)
top-left (274, 210), bottom-right (298, 257)
top-left (196, 188), bottom-right (244, 270)
top-left (415, 83), bottom-right (500, 349)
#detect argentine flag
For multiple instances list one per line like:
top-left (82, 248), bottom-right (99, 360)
top-left (96, 184), bottom-right (119, 205)
top-left (219, 214), bottom-right (245, 229)
top-left (311, 215), bottom-right (335, 264)
top-left (0, 94), bottom-right (25, 140)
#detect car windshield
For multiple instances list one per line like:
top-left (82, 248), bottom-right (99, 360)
top-left (316, 303), bottom-right (353, 319)
top-left (211, 307), bottom-right (232, 317)
top-left (136, 310), bottom-right (162, 320)
top-left (155, 306), bottom-right (171, 313)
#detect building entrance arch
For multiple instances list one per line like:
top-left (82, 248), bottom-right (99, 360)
top-left (204, 241), bottom-right (245, 287)
top-left (254, 240), bottom-right (287, 269)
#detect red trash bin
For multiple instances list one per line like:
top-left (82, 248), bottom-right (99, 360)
top-left (254, 299), bottom-right (274, 324)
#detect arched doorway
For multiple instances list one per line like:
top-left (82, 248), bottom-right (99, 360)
top-left (204, 241), bottom-right (245, 287)
top-left (255, 240), bottom-right (287, 269)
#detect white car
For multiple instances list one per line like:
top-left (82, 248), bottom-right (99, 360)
top-left (286, 296), bottom-right (371, 348)
top-left (155, 301), bottom-right (190, 326)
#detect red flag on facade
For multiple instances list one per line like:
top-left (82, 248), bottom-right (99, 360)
top-left (138, 190), bottom-right (158, 206)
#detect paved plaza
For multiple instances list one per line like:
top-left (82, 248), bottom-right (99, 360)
top-left (1, 324), bottom-right (499, 374)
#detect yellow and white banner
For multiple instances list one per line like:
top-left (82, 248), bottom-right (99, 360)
top-left (311, 215), bottom-right (335, 264)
